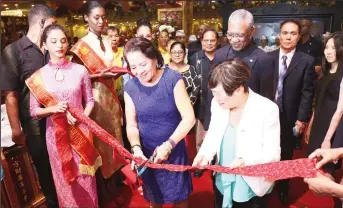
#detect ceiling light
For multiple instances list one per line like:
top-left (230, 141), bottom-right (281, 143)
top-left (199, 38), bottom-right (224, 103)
top-left (32, 4), bottom-right (35, 7)
top-left (15, 4), bottom-right (18, 7)
top-left (6, 7), bottom-right (9, 10)
top-left (3, 4), bottom-right (8, 7)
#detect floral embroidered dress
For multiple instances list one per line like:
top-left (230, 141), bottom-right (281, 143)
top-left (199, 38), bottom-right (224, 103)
top-left (29, 59), bottom-right (98, 207)
top-left (71, 32), bottom-right (124, 178)
top-left (112, 47), bottom-right (124, 98)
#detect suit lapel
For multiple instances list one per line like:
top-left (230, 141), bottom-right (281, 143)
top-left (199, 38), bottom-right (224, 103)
top-left (272, 50), bottom-right (280, 97)
top-left (284, 51), bottom-right (302, 78)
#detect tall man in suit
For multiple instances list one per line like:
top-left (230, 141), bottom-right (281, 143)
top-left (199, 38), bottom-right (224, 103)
top-left (269, 20), bottom-right (316, 205)
top-left (203, 9), bottom-right (275, 131)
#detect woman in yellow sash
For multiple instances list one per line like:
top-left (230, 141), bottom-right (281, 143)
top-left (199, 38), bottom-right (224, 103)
top-left (70, 1), bottom-right (124, 207)
top-left (27, 24), bottom-right (100, 207)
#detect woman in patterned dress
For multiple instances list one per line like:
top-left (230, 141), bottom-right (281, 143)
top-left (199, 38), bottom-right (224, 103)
top-left (28, 24), bottom-right (99, 207)
top-left (168, 41), bottom-right (200, 105)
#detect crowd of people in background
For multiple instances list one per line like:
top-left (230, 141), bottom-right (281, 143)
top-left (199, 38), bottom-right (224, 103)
top-left (2, 1), bottom-right (343, 208)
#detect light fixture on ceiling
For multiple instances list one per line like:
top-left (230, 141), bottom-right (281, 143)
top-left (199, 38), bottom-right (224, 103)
top-left (15, 4), bottom-right (18, 7)
top-left (32, 4), bottom-right (35, 7)
top-left (6, 7), bottom-right (9, 10)
top-left (3, 4), bottom-right (8, 7)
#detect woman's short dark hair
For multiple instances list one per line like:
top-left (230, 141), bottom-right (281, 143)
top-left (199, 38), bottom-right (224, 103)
top-left (280, 19), bottom-right (302, 34)
top-left (41, 24), bottom-right (68, 46)
top-left (124, 37), bottom-right (164, 69)
top-left (136, 17), bottom-right (152, 32)
top-left (201, 28), bottom-right (219, 40)
top-left (322, 31), bottom-right (343, 76)
top-left (170, 41), bottom-right (186, 53)
top-left (208, 59), bottom-right (250, 96)
top-left (107, 26), bottom-right (120, 34)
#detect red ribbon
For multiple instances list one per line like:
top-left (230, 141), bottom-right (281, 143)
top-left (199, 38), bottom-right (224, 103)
top-left (68, 107), bottom-right (320, 181)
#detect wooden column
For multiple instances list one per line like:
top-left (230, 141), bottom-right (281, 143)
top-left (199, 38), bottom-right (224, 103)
top-left (182, 1), bottom-right (193, 37)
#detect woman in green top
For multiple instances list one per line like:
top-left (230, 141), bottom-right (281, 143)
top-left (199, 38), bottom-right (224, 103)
top-left (193, 59), bottom-right (281, 208)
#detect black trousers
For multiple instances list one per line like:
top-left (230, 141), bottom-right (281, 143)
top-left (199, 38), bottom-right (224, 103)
top-left (278, 111), bottom-right (296, 193)
top-left (26, 135), bottom-right (58, 208)
top-left (214, 185), bottom-right (268, 208)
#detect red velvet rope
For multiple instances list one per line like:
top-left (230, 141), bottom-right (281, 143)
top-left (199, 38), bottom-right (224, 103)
top-left (68, 108), bottom-right (320, 181)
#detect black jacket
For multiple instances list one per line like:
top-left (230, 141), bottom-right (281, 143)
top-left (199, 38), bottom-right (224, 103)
top-left (269, 49), bottom-right (316, 124)
top-left (187, 40), bottom-right (202, 61)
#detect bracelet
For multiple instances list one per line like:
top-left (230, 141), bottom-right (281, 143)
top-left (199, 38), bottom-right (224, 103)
top-left (131, 144), bottom-right (141, 153)
top-left (162, 142), bottom-right (172, 155)
top-left (168, 139), bottom-right (176, 149)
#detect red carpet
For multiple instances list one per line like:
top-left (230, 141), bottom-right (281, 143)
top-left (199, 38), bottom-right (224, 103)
top-left (120, 144), bottom-right (339, 208)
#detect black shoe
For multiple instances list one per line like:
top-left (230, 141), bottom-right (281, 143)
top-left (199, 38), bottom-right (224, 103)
top-left (194, 170), bottom-right (204, 178)
top-left (278, 191), bottom-right (288, 205)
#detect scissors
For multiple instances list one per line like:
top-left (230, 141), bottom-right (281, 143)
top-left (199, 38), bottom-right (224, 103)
top-left (135, 155), bottom-right (155, 177)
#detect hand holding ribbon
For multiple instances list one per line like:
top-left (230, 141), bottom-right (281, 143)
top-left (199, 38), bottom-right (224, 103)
top-left (68, 107), bottom-right (322, 181)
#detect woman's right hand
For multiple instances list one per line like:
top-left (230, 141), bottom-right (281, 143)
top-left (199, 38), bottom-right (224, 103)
top-left (50, 101), bottom-right (68, 114)
top-left (321, 139), bottom-right (331, 149)
top-left (131, 146), bottom-right (148, 170)
top-left (309, 148), bottom-right (343, 169)
top-left (99, 68), bottom-right (112, 77)
top-left (192, 154), bottom-right (209, 167)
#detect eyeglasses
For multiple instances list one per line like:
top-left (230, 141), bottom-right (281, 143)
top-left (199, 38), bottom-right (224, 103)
top-left (202, 39), bottom-right (217, 44)
top-left (226, 32), bottom-right (247, 39)
top-left (171, 51), bottom-right (185, 55)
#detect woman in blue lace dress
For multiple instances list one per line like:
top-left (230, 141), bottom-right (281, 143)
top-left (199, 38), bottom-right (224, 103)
top-left (123, 37), bottom-right (195, 207)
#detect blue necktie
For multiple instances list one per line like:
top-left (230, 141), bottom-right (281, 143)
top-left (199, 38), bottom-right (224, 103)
top-left (276, 55), bottom-right (288, 110)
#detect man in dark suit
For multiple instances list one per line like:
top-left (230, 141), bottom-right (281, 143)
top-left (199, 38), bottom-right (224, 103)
top-left (269, 19), bottom-right (316, 205)
top-left (203, 9), bottom-right (275, 131)
top-left (188, 24), bottom-right (210, 60)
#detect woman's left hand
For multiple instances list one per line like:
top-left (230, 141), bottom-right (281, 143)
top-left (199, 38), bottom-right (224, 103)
top-left (66, 111), bottom-right (78, 126)
top-left (229, 158), bottom-right (245, 169)
top-left (153, 144), bottom-right (170, 164)
top-left (100, 72), bottom-right (118, 78)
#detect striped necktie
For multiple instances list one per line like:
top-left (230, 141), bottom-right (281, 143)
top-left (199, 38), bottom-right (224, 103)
top-left (276, 55), bottom-right (288, 110)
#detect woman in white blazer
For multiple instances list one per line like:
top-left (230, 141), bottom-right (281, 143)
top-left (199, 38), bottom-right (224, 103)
top-left (192, 59), bottom-right (281, 208)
